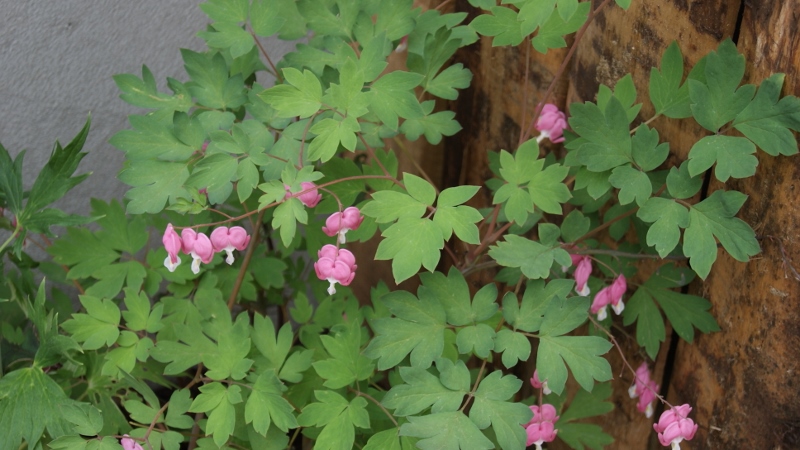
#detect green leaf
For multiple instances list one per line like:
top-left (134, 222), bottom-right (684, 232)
top-left (637, 197), bottom-right (689, 257)
top-left (470, 7), bottom-right (523, 47)
top-left (528, 163), bottom-right (571, 214)
top-left (313, 321), bottom-right (375, 388)
top-left (649, 41), bottom-right (691, 118)
top-left (560, 210), bottom-right (590, 243)
top-left (182, 50), bottom-right (246, 110)
top-left (189, 383), bottom-right (242, 447)
top-left (418, 267), bottom-right (497, 326)
top-left (375, 217), bottom-right (443, 283)
top-left (0, 143), bottom-right (24, 216)
top-left (570, 96), bottom-right (632, 171)
top-left (689, 39), bottom-right (755, 131)
top-left (250, 0), bottom-right (286, 36)
top-left (118, 160), bottom-right (190, 214)
top-left (383, 360), bottom-right (469, 416)
top-left (470, 371), bottom-right (531, 450)
top-left (0, 367), bottom-right (75, 449)
top-left (733, 73), bottom-right (800, 156)
top-left (666, 161), bottom-right (703, 199)
top-left (537, 335), bottom-right (612, 394)
top-left (297, 392), bottom-right (369, 450)
top-left (493, 329), bottom-right (531, 368)
top-left (489, 235), bottom-right (571, 279)
top-left (531, 2), bottom-right (589, 53)
top-left (364, 290), bottom-right (446, 369)
top-left (364, 429), bottom-right (402, 450)
top-left (272, 198), bottom-right (308, 247)
top-left (260, 68), bottom-right (322, 118)
top-left (401, 100), bottom-right (462, 144)
top-left (200, 0), bottom-right (248, 23)
top-left (433, 203), bottom-right (483, 245)
top-left (404, 173), bottom-right (437, 206)
top-left (556, 423), bottom-right (614, 450)
top-left (518, 0), bottom-right (557, 36)
top-left (559, 382), bottom-right (614, 422)
top-left (245, 370), bottom-right (298, 435)
top-left (687, 135), bottom-right (757, 182)
top-left (198, 23), bottom-right (254, 59)
top-left (623, 288), bottom-right (666, 359)
top-left (361, 190), bottom-right (427, 223)
top-left (61, 296), bottom-right (120, 350)
top-left (307, 116), bottom-right (361, 162)
top-left (631, 124), bottom-right (669, 171)
top-left (368, 71), bottom-right (425, 130)
top-left (426, 63), bottom-right (473, 100)
top-left (400, 411), bottom-right (494, 450)
top-left (456, 324), bottom-right (496, 357)
top-left (113, 66), bottom-right (192, 111)
top-left (503, 279), bottom-right (574, 332)
top-left (684, 190), bottom-right (760, 278)
top-left (608, 164), bottom-right (651, 206)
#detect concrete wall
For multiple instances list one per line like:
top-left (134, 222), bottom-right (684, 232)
top-left (0, 0), bottom-right (294, 214)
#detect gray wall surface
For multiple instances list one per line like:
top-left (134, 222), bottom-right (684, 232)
top-left (0, 0), bottom-right (294, 215)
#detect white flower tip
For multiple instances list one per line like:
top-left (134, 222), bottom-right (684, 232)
top-left (628, 385), bottom-right (637, 398)
top-left (327, 282), bottom-right (337, 296)
top-left (338, 231), bottom-right (347, 244)
top-left (543, 386), bottom-right (552, 395)
top-left (577, 285), bottom-right (590, 297)
top-left (612, 301), bottom-right (625, 315)
top-left (225, 251), bottom-right (235, 265)
top-left (596, 307), bottom-right (608, 321)
top-left (191, 258), bottom-right (201, 274)
top-left (645, 403), bottom-right (654, 418)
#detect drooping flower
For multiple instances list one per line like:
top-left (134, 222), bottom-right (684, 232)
top-left (210, 226), bottom-right (251, 265)
top-left (120, 435), bottom-right (144, 450)
top-left (322, 207), bottom-right (364, 244)
top-left (314, 245), bottom-right (357, 295)
top-left (629, 363), bottom-right (659, 418)
top-left (181, 229), bottom-right (214, 274)
top-left (162, 223), bottom-right (182, 272)
top-left (285, 181), bottom-right (322, 208)
top-left (571, 254), bottom-right (592, 296)
top-left (654, 404), bottom-right (698, 449)
top-left (535, 104), bottom-right (568, 144)
top-left (524, 404), bottom-right (559, 449)
top-left (591, 274), bottom-right (627, 320)
top-left (530, 369), bottom-right (552, 395)
top-left (395, 35), bottom-right (409, 53)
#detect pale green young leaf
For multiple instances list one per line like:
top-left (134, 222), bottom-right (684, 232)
top-left (649, 41), bottom-right (691, 118)
top-left (165, 390), bottom-right (194, 429)
top-left (245, 370), bottom-right (298, 435)
top-left (666, 161), bottom-right (703, 199)
top-left (110, 115), bottom-right (195, 161)
top-left (272, 198), bottom-right (308, 247)
top-left (375, 217), bottom-right (443, 283)
top-left (364, 429), bottom-right (402, 450)
top-left (531, 1), bottom-right (589, 53)
top-left (684, 190), bottom-right (760, 278)
top-left (118, 160), bottom-right (190, 214)
top-left (528, 163), bottom-right (571, 213)
top-left (637, 197), bottom-right (689, 257)
top-left (364, 290), bottom-right (446, 369)
top-left (596, 74), bottom-right (641, 123)
top-left (417, 268), bottom-right (472, 326)
top-left (297, 392), bottom-right (369, 450)
top-left (61, 296), bottom-right (120, 350)
top-left (252, 315), bottom-right (292, 370)
top-left (260, 68), bottom-right (322, 118)
top-left (614, 0), bottom-right (632, 9)
top-left (489, 235), bottom-right (571, 279)
top-left (401, 101), bottom-right (462, 144)
top-left (503, 279), bottom-right (573, 332)
top-left (438, 185), bottom-right (480, 207)
top-left (182, 50), bottom-right (246, 109)
top-left (470, 6), bottom-right (523, 47)
top-left (608, 164), bottom-right (651, 206)
top-left (323, 59), bottom-right (369, 116)
top-left (187, 153), bottom-right (238, 204)
top-left (313, 321), bottom-right (375, 389)
top-left (733, 73), bottom-right (800, 156)
top-left (425, 63), bottom-right (472, 100)
top-left (493, 329), bottom-right (532, 368)
top-left (114, 66), bottom-right (192, 111)
top-left (433, 204), bottom-right (483, 244)
top-left (361, 190), bottom-right (427, 223)
top-left (687, 135), bottom-right (757, 182)
top-left (122, 289), bottom-right (151, 332)
top-left (368, 71), bottom-right (425, 130)
top-left (307, 116), bottom-right (361, 162)
top-left (400, 412), bottom-right (494, 450)
top-left (689, 39), bottom-right (755, 131)
top-left (557, 0), bottom-right (579, 21)
top-left (403, 172), bottom-right (437, 205)
top-left (382, 363), bottom-right (468, 416)
top-left (470, 371), bottom-right (532, 450)
top-left (537, 335), bottom-right (613, 394)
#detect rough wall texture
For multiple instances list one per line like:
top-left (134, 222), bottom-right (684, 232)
top-left (0, 0), bottom-right (293, 214)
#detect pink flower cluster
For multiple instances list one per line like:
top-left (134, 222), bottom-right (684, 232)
top-left (535, 104), bottom-right (568, 144)
top-left (120, 435), bottom-right (144, 450)
top-left (654, 404), bottom-right (698, 449)
top-left (162, 224), bottom-right (250, 274)
top-left (628, 363), bottom-right (659, 418)
top-left (524, 404), bottom-right (559, 449)
top-left (591, 274), bottom-right (627, 321)
top-left (314, 245), bottom-right (357, 295)
top-left (322, 206), bottom-right (364, 244)
top-left (530, 369), bottom-right (552, 395)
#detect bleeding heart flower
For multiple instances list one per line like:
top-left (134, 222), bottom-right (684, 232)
top-left (181, 229), bottom-right (214, 274)
top-left (530, 369), bottom-right (552, 395)
top-left (322, 207), bottom-right (364, 244)
top-left (571, 255), bottom-right (592, 296)
top-left (120, 435), bottom-right (144, 450)
top-left (162, 223), bottom-right (182, 272)
top-left (314, 244), bottom-right (357, 295)
top-left (535, 104), bottom-right (568, 144)
top-left (654, 404), bottom-right (698, 449)
top-left (524, 404), bottom-right (559, 449)
top-left (285, 181), bottom-right (322, 208)
top-left (210, 226), bottom-right (251, 265)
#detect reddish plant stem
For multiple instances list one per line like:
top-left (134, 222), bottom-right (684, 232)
top-left (227, 210), bottom-right (265, 309)
top-left (519, 0), bottom-right (615, 144)
top-left (250, 31), bottom-right (282, 83)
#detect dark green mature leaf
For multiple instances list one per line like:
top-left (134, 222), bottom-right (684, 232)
top-left (114, 65), bottom-right (192, 111)
top-left (559, 382), bottom-right (614, 422)
top-left (365, 290), bottom-right (446, 369)
top-left (609, 164), bottom-right (651, 206)
top-left (684, 190), bottom-right (760, 279)
top-left (557, 423), bottom-right (614, 450)
top-left (198, 22), bottom-right (254, 59)
top-left (493, 329), bottom-right (531, 368)
top-left (118, 160), bottom-right (190, 214)
top-left (400, 412), bottom-right (494, 450)
top-left (313, 321), bottom-right (375, 388)
top-left (470, 371), bottom-right (532, 450)
top-left (382, 360), bottom-right (469, 416)
top-left (569, 97), bottom-right (632, 172)
top-left (182, 50), bottom-right (247, 110)
top-left (297, 391), bottom-right (369, 450)
top-left (375, 217), bottom-right (443, 283)
top-left (649, 41), bottom-right (691, 118)
top-left (537, 335), bottom-right (612, 394)
top-left (0, 367), bottom-right (75, 449)
top-left (189, 383), bottom-right (242, 447)
top-left (61, 296), bottom-right (120, 350)
top-left (489, 235), bottom-right (571, 279)
top-left (623, 288), bottom-right (666, 359)
top-left (666, 161), bottom-right (703, 199)
top-left (0, 143), bottom-right (24, 216)
top-left (733, 73), bottom-right (800, 156)
top-left (418, 267), bottom-right (497, 326)
top-left (637, 197), bottom-right (689, 257)
top-left (687, 135), bottom-right (757, 182)
top-left (689, 39), bottom-right (755, 131)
